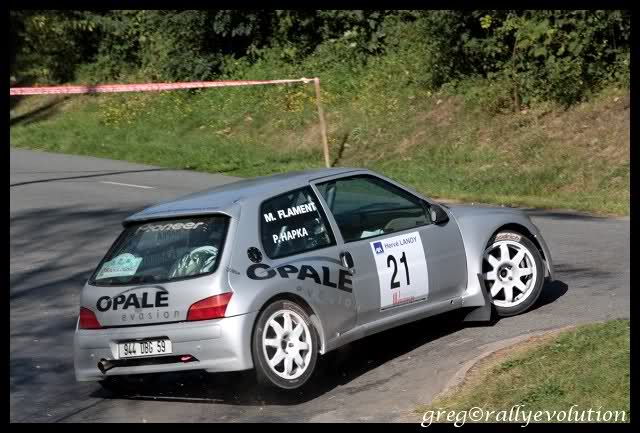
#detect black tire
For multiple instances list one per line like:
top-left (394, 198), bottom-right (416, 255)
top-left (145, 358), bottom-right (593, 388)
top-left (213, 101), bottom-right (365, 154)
top-left (252, 300), bottom-right (319, 390)
top-left (483, 230), bottom-right (545, 317)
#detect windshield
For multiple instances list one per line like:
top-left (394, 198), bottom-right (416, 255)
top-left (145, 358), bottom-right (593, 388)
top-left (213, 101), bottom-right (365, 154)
top-left (90, 215), bottom-right (229, 286)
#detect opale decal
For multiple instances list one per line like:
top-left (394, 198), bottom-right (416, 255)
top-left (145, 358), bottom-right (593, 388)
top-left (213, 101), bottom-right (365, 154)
top-left (246, 263), bottom-right (353, 293)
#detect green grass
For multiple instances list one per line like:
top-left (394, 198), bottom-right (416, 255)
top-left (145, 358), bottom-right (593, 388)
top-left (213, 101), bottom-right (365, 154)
top-left (417, 319), bottom-right (630, 423)
top-left (9, 33), bottom-right (629, 216)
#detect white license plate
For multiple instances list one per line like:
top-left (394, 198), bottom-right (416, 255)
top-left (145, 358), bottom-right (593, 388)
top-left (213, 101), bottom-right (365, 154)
top-left (118, 339), bottom-right (172, 359)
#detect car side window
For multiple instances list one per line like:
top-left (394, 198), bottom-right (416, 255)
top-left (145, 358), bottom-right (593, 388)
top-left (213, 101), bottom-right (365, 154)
top-left (260, 186), bottom-right (335, 259)
top-left (316, 175), bottom-right (432, 243)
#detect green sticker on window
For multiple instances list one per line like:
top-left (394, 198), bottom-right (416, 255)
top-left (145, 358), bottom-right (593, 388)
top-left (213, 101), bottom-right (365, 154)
top-left (96, 253), bottom-right (143, 280)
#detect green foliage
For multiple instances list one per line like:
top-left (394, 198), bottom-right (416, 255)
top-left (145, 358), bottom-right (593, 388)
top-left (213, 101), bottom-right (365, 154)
top-left (372, 10), bottom-right (631, 107)
top-left (10, 10), bottom-right (98, 83)
top-left (462, 10), bottom-right (632, 107)
top-left (10, 10), bottom-right (630, 107)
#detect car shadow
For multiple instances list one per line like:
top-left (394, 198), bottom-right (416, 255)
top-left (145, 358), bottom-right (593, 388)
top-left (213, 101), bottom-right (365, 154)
top-left (89, 309), bottom-right (470, 405)
top-left (10, 201), bottom-right (570, 409)
top-left (529, 279), bottom-right (569, 312)
top-left (522, 208), bottom-right (613, 221)
top-left (10, 168), bottom-right (170, 187)
top-left (88, 309), bottom-right (486, 405)
top-left (91, 278), bottom-right (569, 406)
top-left (10, 95), bottom-right (71, 127)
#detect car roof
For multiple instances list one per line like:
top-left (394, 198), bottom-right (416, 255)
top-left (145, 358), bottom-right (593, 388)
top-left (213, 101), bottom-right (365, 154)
top-left (124, 167), bottom-right (367, 224)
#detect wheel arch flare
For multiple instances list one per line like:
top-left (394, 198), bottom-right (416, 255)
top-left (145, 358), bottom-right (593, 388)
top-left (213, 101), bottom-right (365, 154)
top-left (456, 215), bottom-right (553, 309)
top-left (254, 292), bottom-right (327, 355)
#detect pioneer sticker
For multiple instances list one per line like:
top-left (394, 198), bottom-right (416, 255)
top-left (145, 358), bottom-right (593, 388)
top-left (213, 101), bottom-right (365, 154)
top-left (135, 221), bottom-right (205, 234)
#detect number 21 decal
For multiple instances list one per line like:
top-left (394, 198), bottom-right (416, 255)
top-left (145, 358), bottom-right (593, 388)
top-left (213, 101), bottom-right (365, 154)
top-left (371, 232), bottom-right (429, 309)
top-left (387, 252), bottom-right (410, 289)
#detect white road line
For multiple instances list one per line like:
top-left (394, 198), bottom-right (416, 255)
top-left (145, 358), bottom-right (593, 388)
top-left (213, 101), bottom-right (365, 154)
top-left (100, 181), bottom-right (154, 189)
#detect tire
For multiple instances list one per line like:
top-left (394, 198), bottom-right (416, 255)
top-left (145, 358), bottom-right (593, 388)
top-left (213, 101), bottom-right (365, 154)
top-left (252, 300), bottom-right (319, 390)
top-left (482, 230), bottom-right (545, 317)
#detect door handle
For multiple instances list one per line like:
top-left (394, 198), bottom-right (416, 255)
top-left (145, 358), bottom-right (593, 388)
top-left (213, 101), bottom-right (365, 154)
top-left (340, 252), bottom-right (354, 269)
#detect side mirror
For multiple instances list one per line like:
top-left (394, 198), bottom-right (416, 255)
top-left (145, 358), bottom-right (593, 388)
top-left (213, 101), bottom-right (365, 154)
top-left (429, 203), bottom-right (450, 225)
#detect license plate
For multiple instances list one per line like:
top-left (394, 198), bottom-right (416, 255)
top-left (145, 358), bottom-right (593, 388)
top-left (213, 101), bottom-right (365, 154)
top-left (118, 339), bottom-right (172, 359)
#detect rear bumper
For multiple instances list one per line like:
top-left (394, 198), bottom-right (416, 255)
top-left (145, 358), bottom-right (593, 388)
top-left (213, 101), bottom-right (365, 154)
top-left (74, 312), bottom-right (258, 382)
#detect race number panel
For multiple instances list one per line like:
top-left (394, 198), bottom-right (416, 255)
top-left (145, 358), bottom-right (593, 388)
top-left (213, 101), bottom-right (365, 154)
top-left (370, 231), bottom-right (428, 309)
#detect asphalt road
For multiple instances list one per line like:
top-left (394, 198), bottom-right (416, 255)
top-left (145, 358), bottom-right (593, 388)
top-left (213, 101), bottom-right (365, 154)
top-left (10, 148), bottom-right (629, 423)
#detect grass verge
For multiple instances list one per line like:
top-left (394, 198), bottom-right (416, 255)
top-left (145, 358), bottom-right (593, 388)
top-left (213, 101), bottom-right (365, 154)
top-left (416, 319), bottom-right (630, 424)
top-left (9, 66), bottom-right (629, 216)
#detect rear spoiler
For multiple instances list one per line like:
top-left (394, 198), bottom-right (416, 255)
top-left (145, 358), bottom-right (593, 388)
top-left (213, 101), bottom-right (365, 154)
top-left (122, 208), bottom-right (234, 227)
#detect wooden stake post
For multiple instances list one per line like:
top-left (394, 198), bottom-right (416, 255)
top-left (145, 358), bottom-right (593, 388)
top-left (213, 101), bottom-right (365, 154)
top-left (10, 76), bottom-right (332, 168)
top-left (313, 77), bottom-right (331, 168)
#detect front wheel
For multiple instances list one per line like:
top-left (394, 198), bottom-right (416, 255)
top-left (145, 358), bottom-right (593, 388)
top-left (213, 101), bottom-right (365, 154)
top-left (251, 300), bottom-right (319, 390)
top-left (483, 231), bottom-right (545, 317)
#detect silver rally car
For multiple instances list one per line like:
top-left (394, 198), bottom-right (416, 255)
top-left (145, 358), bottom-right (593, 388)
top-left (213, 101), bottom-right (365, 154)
top-left (74, 168), bottom-right (553, 390)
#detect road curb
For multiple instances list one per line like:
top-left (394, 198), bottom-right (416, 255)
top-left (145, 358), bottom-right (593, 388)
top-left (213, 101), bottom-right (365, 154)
top-left (438, 325), bottom-right (578, 398)
top-left (395, 325), bottom-right (578, 424)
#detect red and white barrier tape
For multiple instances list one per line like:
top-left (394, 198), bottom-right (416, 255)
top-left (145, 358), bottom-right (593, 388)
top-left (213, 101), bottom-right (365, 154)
top-left (9, 77), bottom-right (316, 96)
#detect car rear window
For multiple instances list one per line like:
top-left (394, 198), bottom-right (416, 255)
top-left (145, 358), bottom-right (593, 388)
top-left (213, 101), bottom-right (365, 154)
top-left (90, 215), bottom-right (229, 286)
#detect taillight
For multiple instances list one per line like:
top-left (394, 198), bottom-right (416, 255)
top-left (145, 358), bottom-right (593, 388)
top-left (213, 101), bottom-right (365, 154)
top-left (187, 292), bottom-right (233, 322)
top-left (79, 307), bottom-right (102, 329)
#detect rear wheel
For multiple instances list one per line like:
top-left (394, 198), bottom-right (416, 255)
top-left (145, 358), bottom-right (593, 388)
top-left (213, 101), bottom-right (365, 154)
top-left (252, 300), bottom-right (319, 390)
top-left (483, 231), bottom-right (544, 317)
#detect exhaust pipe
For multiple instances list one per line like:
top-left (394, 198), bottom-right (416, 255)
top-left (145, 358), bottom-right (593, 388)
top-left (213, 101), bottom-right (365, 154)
top-left (98, 359), bottom-right (116, 374)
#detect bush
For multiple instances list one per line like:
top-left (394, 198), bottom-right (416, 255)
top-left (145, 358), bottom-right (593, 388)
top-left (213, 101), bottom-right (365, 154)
top-left (10, 10), bottom-right (631, 108)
